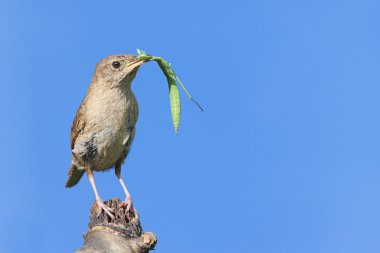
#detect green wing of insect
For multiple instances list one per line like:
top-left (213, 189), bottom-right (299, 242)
top-left (154, 57), bottom-right (181, 135)
top-left (137, 49), bottom-right (202, 134)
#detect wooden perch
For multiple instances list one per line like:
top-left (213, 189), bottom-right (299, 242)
top-left (76, 198), bottom-right (157, 253)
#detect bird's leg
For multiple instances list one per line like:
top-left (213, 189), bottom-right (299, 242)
top-left (115, 164), bottom-right (133, 212)
top-left (86, 167), bottom-right (115, 219)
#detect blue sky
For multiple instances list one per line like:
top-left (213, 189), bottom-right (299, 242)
top-left (0, 0), bottom-right (379, 252)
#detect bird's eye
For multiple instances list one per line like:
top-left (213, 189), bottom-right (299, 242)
top-left (112, 61), bottom-right (121, 69)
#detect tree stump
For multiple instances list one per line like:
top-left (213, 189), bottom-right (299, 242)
top-left (76, 198), bottom-right (157, 253)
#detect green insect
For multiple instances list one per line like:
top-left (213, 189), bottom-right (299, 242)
top-left (137, 49), bottom-right (203, 134)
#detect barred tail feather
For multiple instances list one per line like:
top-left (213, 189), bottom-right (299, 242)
top-left (65, 164), bottom-right (85, 187)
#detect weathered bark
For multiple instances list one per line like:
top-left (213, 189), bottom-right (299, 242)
top-left (76, 198), bottom-right (157, 253)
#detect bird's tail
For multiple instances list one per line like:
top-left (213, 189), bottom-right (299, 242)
top-left (65, 164), bottom-right (85, 188)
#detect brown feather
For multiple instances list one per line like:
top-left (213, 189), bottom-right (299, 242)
top-left (71, 103), bottom-right (86, 150)
top-left (66, 164), bottom-right (85, 187)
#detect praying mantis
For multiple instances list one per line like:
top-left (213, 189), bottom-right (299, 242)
top-left (137, 49), bottom-right (203, 134)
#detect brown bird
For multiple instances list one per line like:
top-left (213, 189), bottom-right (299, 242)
top-left (66, 54), bottom-right (145, 219)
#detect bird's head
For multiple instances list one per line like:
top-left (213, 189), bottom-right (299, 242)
top-left (93, 54), bottom-right (145, 88)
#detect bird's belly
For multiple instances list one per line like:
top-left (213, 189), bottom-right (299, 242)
top-left (71, 91), bottom-right (138, 171)
top-left (92, 127), bottom-right (133, 170)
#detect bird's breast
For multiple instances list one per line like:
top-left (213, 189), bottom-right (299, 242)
top-left (81, 88), bottom-right (139, 170)
top-left (86, 88), bottom-right (138, 128)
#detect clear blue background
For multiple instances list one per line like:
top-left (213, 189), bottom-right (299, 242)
top-left (0, 0), bottom-right (379, 252)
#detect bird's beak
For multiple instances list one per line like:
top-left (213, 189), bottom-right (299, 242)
top-left (124, 59), bottom-right (146, 73)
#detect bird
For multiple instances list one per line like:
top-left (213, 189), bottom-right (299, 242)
top-left (66, 54), bottom-right (145, 219)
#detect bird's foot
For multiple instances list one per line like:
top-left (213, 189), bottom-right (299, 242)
top-left (96, 198), bottom-right (115, 219)
top-left (120, 196), bottom-right (133, 212)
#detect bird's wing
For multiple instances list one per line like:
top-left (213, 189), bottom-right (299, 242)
top-left (70, 104), bottom-right (86, 150)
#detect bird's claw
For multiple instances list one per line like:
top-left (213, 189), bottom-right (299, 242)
top-left (96, 198), bottom-right (115, 219)
top-left (121, 196), bottom-right (133, 212)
